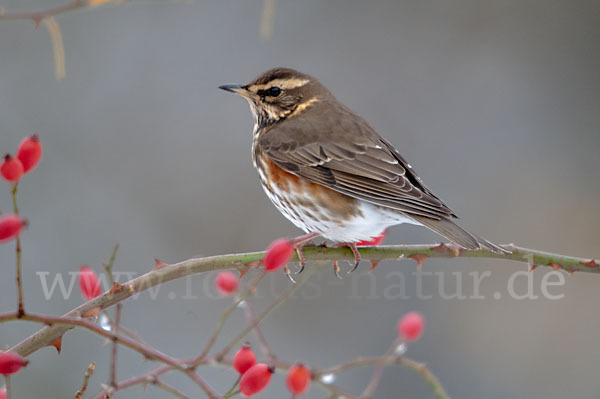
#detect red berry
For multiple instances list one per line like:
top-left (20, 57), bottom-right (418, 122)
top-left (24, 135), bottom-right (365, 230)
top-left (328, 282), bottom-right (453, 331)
top-left (0, 154), bottom-right (24, 183)
top-left (233, 345), bottom-right (257, 375)
top-left (397, 312), bottom-right (425, 341)
top-left (239, 363), bottom-right (273, 397)
top-left (356, 229), bottom-right (387, 247)
top-left (0, 214), bottom-right (26, 242)
top-left (79, 266), bottom-right (102, 300)
top-left (215, 271), bottom-right (239, 296)
top-left (286, 363), bottom-right (311, 395)
top-left (263, 238), bottom-right (294, 271)
top-left (16, 134), bottom-right (42, 173)
top-left (0, 387), bottom-right (6, 399)
top-left (0, 352), bottom-right (29, 375)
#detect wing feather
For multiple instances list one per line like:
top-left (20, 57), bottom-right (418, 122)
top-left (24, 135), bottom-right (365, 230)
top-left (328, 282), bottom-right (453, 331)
top-left (258, 102), bottom-right (456, 220)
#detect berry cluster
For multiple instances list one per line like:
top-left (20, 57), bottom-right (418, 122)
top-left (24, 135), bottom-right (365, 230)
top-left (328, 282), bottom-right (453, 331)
top-left (0, 135), bottom-right (42, 183)
top-left (0, 135), bottom-right (42, 242)
top-left (232, 345), bottom-right (311, 397)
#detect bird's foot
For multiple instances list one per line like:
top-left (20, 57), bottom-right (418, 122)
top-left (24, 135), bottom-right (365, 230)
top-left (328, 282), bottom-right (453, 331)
top-left (289, 232), bottom-right (320, 275)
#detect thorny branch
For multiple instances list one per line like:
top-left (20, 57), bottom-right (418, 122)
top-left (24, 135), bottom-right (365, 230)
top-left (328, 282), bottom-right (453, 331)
top-left (0, 243), bottom-right (595, 398)
top-left (5, 243), bottom-right (597, 359)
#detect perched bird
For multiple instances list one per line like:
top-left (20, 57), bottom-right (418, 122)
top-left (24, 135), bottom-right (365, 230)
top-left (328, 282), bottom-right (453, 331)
top-left (220, 68), bottom-right (507, 272)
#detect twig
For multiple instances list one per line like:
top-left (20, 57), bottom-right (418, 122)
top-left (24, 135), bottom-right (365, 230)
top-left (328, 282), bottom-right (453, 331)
top-left (243, 299), bottom-right (276, 363)
top-left (4, 375), bottom-right (11, 399)
top-left (259, 0), bottom-right (276, 39)
top-left (151, 379), bottom-right (190, 399)
top-left (360, 338), bottom-right (400, 398)
top-left (191, 271), bottom-right (267, 366)
top-left (11, 182), bottom-right (24, 316)
top-left (398, 357), bottom-right (449, 399)
top-left (6, 244), bottom-right (597, 359)
top-left (74, 363), bottom-right (95, 398)
top-left (215, 262), bottom-right (323, 361)
top-left (93, 365), bottom-right (173, 399)
top-left (184, 370), bottom-right (218, 399)
top-left (1, 312), bottom-right (185, 370)
top-left (0, 311), bottom-right (218, 398)
top-left (103, 244), bottom-right (119, 287)
top-left (109, 304), bottom-right (122, 388)
top-left (316, 353), bottom-right (449, 399)
top-left (42, 16), bottom-right (66, 80)
top-left (0, 1), bottom-right (90, 23)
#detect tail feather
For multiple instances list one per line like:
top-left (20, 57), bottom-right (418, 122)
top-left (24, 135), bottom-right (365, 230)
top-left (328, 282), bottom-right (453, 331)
top-left (409, 215), bottom-right (509, 254)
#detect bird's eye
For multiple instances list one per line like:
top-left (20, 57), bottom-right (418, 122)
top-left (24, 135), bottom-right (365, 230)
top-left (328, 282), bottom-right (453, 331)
top-left (267, 86), bottom-right (281, 97)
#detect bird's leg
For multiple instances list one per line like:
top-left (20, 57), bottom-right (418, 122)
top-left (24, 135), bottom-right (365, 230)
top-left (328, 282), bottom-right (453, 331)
top-left (289, 232), bottom-right (320, 274)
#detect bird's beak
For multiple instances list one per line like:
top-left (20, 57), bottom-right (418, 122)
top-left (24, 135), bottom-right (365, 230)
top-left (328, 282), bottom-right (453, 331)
top-left (219, 84), bottom-right (249, 96)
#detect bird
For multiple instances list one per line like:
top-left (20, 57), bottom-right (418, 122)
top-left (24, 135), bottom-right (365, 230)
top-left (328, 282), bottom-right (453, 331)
top-left (220, 67), bottom-right (508, 274)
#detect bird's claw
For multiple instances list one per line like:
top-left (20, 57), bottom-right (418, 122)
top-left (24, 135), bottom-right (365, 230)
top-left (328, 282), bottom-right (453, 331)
top-left (332, 260), bottom-right (343, 279)
top-left (284, 264), bottom-right (297, 283)
top-left (345, 243), bottom-right (362, 274)
top-left (294, 247), bottom-right (306, 275)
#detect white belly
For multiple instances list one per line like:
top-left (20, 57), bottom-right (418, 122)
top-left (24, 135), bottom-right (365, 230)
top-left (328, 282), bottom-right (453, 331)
top-left (261, 182), bottom-right (421, 243)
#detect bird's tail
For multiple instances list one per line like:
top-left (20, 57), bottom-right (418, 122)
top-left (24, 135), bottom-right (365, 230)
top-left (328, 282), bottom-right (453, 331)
top-left (409, 215), bottom-right (510, 254)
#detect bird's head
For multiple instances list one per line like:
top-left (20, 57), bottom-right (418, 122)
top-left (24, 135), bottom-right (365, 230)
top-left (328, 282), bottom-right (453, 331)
top-left (219, 67), bottom-right (328, 128)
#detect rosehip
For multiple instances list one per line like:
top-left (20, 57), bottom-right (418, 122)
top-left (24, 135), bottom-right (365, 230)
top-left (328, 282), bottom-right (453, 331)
top-left (239, 363), bottom-right (273, 397)
top-left (0, 214), bottom-right (26, 242)
top-left (16, 134), bottom-right (42, 173)
top-left (0, 154), bottom-right (24, 182)
top-left (263, 238), bottom-right (294, 271)
top-left (356, 230), bottom-right (387, 247)
top-left (397, 312), bottom-right (425, 341)
top-left (215, 271), bottom-right (239, 296)
top-left (286, 363), bottom-right (311, 395)
top-left (233, 345), bottom-right (256, 375)
top-left (79, 266), bottom-right (102, 300)
top-left (0, 352), bottom-right (29, 375)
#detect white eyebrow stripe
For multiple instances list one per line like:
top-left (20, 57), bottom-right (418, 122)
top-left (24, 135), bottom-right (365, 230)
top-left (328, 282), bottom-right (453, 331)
top-left (251, 78), bottom-right (310, 91)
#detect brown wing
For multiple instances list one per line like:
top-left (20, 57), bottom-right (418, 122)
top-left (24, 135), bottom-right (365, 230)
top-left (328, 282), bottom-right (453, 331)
top-left (257, 100), bottom-right (457, 221)
top-left (257, 100), bottom-right (509, 254)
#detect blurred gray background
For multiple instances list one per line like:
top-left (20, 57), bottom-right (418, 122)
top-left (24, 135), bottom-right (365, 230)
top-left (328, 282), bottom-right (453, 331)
top-left (1, 0), bottom-right (599, 398)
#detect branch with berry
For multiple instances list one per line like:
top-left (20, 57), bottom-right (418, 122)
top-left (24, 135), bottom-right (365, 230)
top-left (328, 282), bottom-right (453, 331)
top-left (0, 135), bottom-right (597, 399)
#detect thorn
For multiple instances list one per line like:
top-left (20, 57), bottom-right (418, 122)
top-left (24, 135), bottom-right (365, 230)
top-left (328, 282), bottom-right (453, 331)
top-left (108, 282), bottom-right (124, 295)
top-left (284, 264), bottom-right (296, 283)
top-left (369, 260), bottom-right (381, 272)
top-left (32, 16), bottom-right (42, 28)
top-left (430, 243), bottom-right (450, 252)
top-left (332, 260), bottom-right (342, 279)
top-left (82, 306), bottom-right (101, 321)
top-left (238, 267), bottom-right (250, 278)
top-left (408, 254), bottom-right (428, 269)
top-left (581, 259), bottom-right (599, 267)
top-left (153, 258), bottom-right (167, 270)
top-left (47, 335), bottom-right (63, 355)
top-left (549, 263), bottom-right (561, 271)
top-left (529, 264), bottom-right (538, 272)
